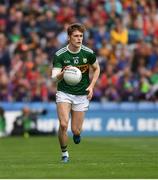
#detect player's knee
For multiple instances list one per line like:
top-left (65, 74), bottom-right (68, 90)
top-left (60, 122), bottom-right (68, 132)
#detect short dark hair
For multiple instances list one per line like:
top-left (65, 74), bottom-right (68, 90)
top-left (67, 23), bottom-right (86, 36)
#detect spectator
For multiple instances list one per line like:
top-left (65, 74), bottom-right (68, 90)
top-left (0, 33), bottom-right (11, 72)
top-left (0, 0), bottom-right (157, 102)
top-left (12, 106), bottom-right (37, 138)
top-left (104, 0), bottom-right (123, 16)
top-left (110, 18), bottom-right (128, 45)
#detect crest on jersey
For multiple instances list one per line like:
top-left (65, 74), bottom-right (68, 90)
top-left (83, 58), bottom-right (87, 63)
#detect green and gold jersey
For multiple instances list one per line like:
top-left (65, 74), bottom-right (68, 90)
top-left (52, 45), bottom-right (96, 95)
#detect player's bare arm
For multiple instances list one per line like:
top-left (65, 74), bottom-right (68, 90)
top-left (86, 60), bottom-right (100, 100)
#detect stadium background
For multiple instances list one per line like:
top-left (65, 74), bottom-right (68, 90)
top-left (0, 0), bottom-right (158, 136)
top-left (0, 0), bottom-right (158, 179)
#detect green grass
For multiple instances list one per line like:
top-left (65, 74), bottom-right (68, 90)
top-left (0, 136), bottom-right (158, 179)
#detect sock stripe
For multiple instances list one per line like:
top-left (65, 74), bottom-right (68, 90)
top-left (62, 149), bottom-right (67, 152)
top-left (61, 145), bottom-right (67, 149)
top-left (61, 145), bottom-right (67, 152)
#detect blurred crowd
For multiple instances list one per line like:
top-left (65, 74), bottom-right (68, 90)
top-left (0, 0), bottom-right (158, 102)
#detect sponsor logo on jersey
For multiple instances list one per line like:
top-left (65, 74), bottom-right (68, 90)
top-left (77, 64), bottom-right (89, 73)
top-left (64, 60), bottom-right (70, 63)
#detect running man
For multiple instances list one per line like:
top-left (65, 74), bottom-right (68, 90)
top-left (51, 23), bottom-right (100, 163)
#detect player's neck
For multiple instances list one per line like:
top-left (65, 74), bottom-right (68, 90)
top-left (67, 44), bottom-right (81, 54)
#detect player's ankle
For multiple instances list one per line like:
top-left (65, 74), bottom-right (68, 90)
top-left (62, 150), bottom-right (69, 158)
top-left (61, 145), bottom-right (69, 157)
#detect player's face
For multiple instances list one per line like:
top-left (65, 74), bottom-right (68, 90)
top-left (69, 30), bottom-right (83, 49)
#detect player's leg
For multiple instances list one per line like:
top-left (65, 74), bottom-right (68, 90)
top-left (57, 102), bottom-right (71, 162)
top-left (71, 111), bottom-right (85, 144)
top-left (71, 94), bottom-right (89, 144)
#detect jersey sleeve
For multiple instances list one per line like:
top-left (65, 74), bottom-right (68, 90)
top-left (89, 52), bottom-right (96, 65)
top-left (52, 54), bottom-right (62, 68)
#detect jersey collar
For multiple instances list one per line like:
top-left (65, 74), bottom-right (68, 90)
top-left (66, 45), bottom-right (81, 54)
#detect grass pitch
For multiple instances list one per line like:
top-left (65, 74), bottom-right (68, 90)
top-left (0, 136), bottom-right (158, 179)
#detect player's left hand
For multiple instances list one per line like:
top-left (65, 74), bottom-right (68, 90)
top-left (86, 86), bottom-right (93, 100)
